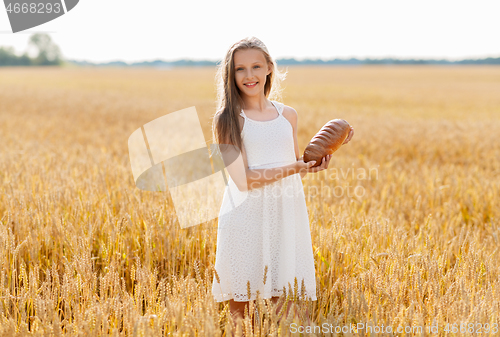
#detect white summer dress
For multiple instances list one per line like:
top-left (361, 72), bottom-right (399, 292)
top-left (212, 100), bottom-right (317, 302)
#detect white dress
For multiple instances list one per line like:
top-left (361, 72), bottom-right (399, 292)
top-left (212, 100), bottom-right (317, 302)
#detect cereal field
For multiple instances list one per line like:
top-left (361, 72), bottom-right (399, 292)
top-left (0, 65), bottom-right (499, 336)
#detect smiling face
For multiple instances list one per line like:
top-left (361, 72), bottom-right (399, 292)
top-left (233, 48), bottom-right (272, 98)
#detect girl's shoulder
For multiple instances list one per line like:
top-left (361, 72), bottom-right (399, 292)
top-left (271, 100), bottom-right (296, 114)
top-left (277, 102), bottom-right (298, 128)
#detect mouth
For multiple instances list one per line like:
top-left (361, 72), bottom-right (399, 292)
top-left (244, 82), bottom-right (258, 88)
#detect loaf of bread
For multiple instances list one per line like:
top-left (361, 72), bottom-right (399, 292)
top-left (303, 119), bottom-right (351, 167)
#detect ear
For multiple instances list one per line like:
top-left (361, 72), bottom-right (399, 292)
top-left (267, 62), bottom-right (272, 76)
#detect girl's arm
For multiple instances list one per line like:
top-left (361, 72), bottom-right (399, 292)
top-left (219, 114), bottom-right (315, 192)
top-left (221, 140), bottom-right (315, 192)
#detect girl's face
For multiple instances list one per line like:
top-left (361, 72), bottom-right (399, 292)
top-left (233, 48), bottom-right (271, 97)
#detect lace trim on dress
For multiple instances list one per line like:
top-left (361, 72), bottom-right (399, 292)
top-left (213, 286), bottom-right (318, 302)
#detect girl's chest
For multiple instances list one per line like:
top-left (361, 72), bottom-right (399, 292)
top-left (243, 118), bottom-right (291, 141)
top-left (241, 118), bottom-right (294, 155)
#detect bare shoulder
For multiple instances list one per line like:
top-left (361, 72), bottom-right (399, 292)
top-left (282, 105), bottom-right (298, 118)
top-left (281, 105), bottom-right (298, 129)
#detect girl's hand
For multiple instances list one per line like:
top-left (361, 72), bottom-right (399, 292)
top-left (307, 154), bottom-right (332, 173)
top-left (296, 156), bottom-right (317, 173)
top-left (342, 126), bottom-right (354, 145)
top-left (296, 154), bottom-right (332, 174)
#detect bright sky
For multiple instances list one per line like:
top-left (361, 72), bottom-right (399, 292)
top-left (1, 0), bottom-right (499, 63)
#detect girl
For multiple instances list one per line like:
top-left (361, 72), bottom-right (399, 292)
top-left (210, 36), bottom-right (354, 326)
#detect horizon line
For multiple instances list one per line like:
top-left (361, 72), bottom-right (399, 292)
top-left (66, 54), bottom-right (500, 65)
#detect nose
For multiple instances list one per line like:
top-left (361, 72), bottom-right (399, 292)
top-left (244, 68), bottom-right (256, 79)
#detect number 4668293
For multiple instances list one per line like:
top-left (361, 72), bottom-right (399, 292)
top-left (444, 323), bottom-right (498, 334)
top-left (6, 2), bottom-right (61, 14)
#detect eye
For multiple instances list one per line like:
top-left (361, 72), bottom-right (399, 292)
top-left (235, 66), bottom-right (260, 71)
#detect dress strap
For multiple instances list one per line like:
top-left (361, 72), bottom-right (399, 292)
top-left (271, 100), bottom-right (284, 115)
top-left (239, 109), bottom-right (247, 119)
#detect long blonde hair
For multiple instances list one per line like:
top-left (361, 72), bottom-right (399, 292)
top-left (211, 36), bottom-right (288, 152)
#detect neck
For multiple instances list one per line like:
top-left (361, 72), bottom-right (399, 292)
top-left (241, 94), bottom-right (271, 113)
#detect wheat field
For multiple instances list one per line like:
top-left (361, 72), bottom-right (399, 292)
top-left (0, 65), bottom-right (499, 336)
